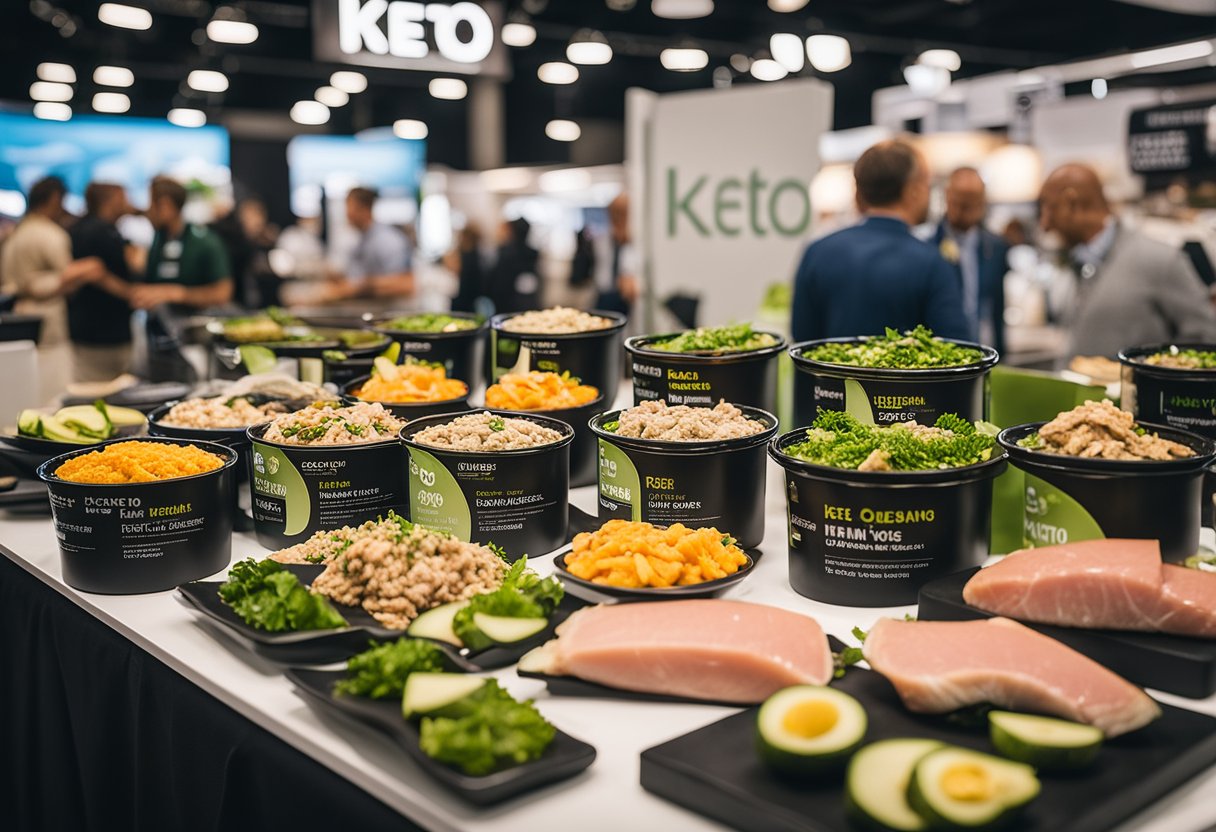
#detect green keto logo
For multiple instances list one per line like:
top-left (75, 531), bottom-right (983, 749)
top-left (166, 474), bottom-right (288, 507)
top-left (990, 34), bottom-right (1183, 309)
top-left (844, 378), bottom-right (874, 424)
top-left (597, 439), bottom-right (641, 520)
top-left (1022, 474), bottom-right (1104, 548)
top-left (251, 442), bottom-right (309, 536)
top-left (408, 447), bottom-right (471, 540)
top-left (667, 167), bottom-right (810, 239)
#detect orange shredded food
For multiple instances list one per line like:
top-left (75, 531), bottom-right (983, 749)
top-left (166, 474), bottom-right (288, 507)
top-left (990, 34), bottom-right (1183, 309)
top-left (485, 371), bottom-right (599, 411)
top-left (55, 441), bottom-right (224, 484)
top-left (354, 361), bottom-right (468, 403)
top-left (566, 519), bottom-right (748, 588)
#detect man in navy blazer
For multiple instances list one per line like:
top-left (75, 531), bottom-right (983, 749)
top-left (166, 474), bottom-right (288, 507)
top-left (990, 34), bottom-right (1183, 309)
top-left (929, 167), bottom-right (1009, 354)
top-left (791, 140), bottom-right (968, 343)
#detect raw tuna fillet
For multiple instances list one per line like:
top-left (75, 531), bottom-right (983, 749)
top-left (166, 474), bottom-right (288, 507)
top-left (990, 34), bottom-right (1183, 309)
top-left (520, 599), bottom-right (833, 704)
top-left (863, 617), bottom-right (1160, 737)
top-left (962, 539), bottom-right (1216, 638)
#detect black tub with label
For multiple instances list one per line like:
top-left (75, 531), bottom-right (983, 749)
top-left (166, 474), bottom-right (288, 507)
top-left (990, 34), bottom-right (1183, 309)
top-left (769, 430), bottom-right (1006, 607)
top-left (1120, 345), bottom-right (1216, 438)
top-left (625, 332), bottom-right (786, 413)
top-left (590, 406), bottom-right (777, 549)
top-left (486, 394), bottom-right (605, 488)
top-left (38, 437), bottom-right (238, 594)
top-left (789, 338), bottom-right (997, 428)
top-left (245, 425), bottom-right (408, 549)
top-left (490, 311), bottom-right (627, 405)
top-left (998, 421), bottom-right (1216, 562)
top-left (399, 411), bottom-right (573, 558)
top-left (370, 312), bottom-right (488, 391)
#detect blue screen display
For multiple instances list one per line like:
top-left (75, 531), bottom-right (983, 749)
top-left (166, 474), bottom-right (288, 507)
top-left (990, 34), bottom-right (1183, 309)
top-left (287, 131), bottom-right (426, 197)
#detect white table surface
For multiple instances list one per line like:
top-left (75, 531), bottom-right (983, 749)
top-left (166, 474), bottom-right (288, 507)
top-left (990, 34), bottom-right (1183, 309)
top-left (5, 464), bottom-right (1216, 832)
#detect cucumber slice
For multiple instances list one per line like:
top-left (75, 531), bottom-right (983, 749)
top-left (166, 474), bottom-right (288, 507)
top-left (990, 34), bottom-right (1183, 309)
top-left (372, 356), bottom-right (399, 380)
top-left (908, 746), bottom-right (1040, 830)
top-left (846, 739), bottom-right (942, 831)
top-left (401, 673), bottom-right (486, 719)
top-left (298, 357), bottom-right (323, 385)
top-left (757, 685), bottom-right (868, 776)
top-left (408, 601), bottom-right (468, 647)
top-left (989, 711), bottom-right (1103, 771)
top-left (471, 613), bottom-right (548, 645)
top-left (380, 341), bottom-right (402, 363)
top-left (239, 344), bottom-right (278, 376)
top-left (38, 414), bottom-right (91, 444)
top-left (105, 405), bottom-right (147, 427)
top-left (57, 405), bottom-right (111, 438)
top-left (17, 410), bottom-right (42, 437)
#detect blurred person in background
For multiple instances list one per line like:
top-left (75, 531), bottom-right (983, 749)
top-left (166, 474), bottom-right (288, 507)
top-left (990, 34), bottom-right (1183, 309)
top-left (487, 217), bottom-right (540, 314)
top-left (446, 223), bottom-right (485, 313)
top-left (0, 175), bottom-right (105, 402)
top-left (1038, 163), bottom-right (1216, 358)
top-left (328, 186), bottom-right (414, 301)
top-left (593, 193), bottom-right (638, 316)
top-left (929, 167), bottom-right (1009, 353)
top-left (791, 140), bottom-right (968, 341)
top-left (68, 182), bottom-right (138, 382)
top-left (237, 197), bottom-right (281, 307)
top-left (131, 176), bottom-right (233, 311)
top-left (209, 195), bottom-right (255, 307)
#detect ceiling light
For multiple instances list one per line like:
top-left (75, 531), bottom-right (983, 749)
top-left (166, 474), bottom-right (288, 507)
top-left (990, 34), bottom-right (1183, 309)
top-left (545, 119), bottom-right (581, 142)
top-left (750, 58), bottom-right (788, 82)
top-left (315, 85), bottom-right (349, 107)
top-left (30, 82), bottom-right (73, 102)
top-left (393, 119), bottom-right (428, 140)
top-left (207, 12), bottom-right (259, 45)
top-left (729, 53), bottom-right (751, 73)
top-left (187, 69), bottom-right (229, 93)
top-left (168, 107), bottom-right (206, 127)
top-left (917, 49), bottom-right (961, 72)
top-left (770, 33), bottom-right (805, 73)
top-left (903, 63), bottom-right (951, 97)
top-left (93, 66), bottom-right (134, 87)
top-left (660, 47), bottom-right (709, 72)
top-left (768, 0), bottom-right (809, 10)
top-left (501, 21), bottom-right (536, 47)
top-left (1091, 78), bottom-right (1108, 100)
top-left (98, 3), bottom-right (152, 30)
top-left (37, 63), bottom-right (75, 84)
top-left (330, 71), bottom-right (367, 94)
top-left (34, 102), bottom-right (72, 122)
top-left (429, 77), bottom-right (468, 100)
top-left (1130, 40), bottom-right (1214, 69)
top-left (567, 30), bottom-right (613, 65)
top-left (806, 35), bottom-right (851, 73)
top-left (290, 100), bottom-right (330, 125)
top-left (93, 92), bottom-right (130, 113)
top-left (539, 168), bottom-right (592, 193)
top-left (538, 62), bottom-right (579, 84)
top-left (651, 0), bottom-right (714, 19)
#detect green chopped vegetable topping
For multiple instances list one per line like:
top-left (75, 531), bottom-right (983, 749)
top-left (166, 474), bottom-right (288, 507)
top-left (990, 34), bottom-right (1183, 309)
top-left (382, 313), bottom-right (478, 333)
top-left (651, 323), bottom-right (778, 354)
top-left (335, 638), bottom-right (447, 699)
top-left (488, 416), bottom-right (506, 432)
top-left (782, 410), bottom-right (995, 471)
top-left (1144, 348), bottom-right (1216, 369)
top-left (802, 325), bottom-right (984, 369)
top-left (217, 558), bottom-right (347, 632)
top-left (418, 680), bottom-right (556, 775)
top-left (452, 558), bottom-right (564, 652)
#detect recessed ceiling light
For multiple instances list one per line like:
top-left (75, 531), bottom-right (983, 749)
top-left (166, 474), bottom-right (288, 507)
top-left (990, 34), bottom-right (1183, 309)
top-left (393, 119), bottom-right (428, 140)
top-left (806, 35), bottom-right (851, 73)
top-left (567, 30), bottom-right (613, 65)
top-left (750, 58), bottom-right (788, 82)
top-left (34, 102), bottom-right (72, 121)
top-left (917, 49), bottom-right (961, 72)
top-left (768, 0), bottom-right (809, 10)
top-left (93, 92), bottom-right (131, 113)
top-left (770, 33), bottom-right (804, 73)
top-left (538, 62), bottom-right (579, 84)
top-left (290, 100), bottom-right (329, 125)
top-left (330, 71), bottom-right (367, 94)
top-left (545, 119), bottom-right (581, 142)
top-left (903, 63), bottom-right (951, 96)
top-left (37, 63), bottom-right (76, 84)
top-left (207, 17), bottom-right (258, 45)
top-left (729, 53), bottom-right (751, 73)
top-left (187, 69), bottom-right (229, 93)
top-left (98, 3), bottom-right (152, 31)
top-left (168, 107), bottom-right (206, 127)
top-left (651, 0), bottom-right (714, 20)
top-left (30, 82), bottom-right (74, 102)
top-left (94, 66), bottom-right (134, 87)
top-left (660, 47), bottom-right (709, 72)
top-left (315, 86), bottom-right (349, 107)
top-left (502, 21), bottom-right (537, 48)
top-left (1091, 78), bottom-right (1108, 100)
top-left (429, 78), bottom-right (468, 100)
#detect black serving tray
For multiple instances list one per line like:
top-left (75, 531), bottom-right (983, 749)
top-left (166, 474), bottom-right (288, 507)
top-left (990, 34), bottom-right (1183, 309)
top-left (640, 666), bottom-right (1216, 832)
top-left (177, 563), bottom-right (586, 667)
top-left (287, 668), bottom-right (596, 806)
top-left (918, 567), bottom-right (1216, 699)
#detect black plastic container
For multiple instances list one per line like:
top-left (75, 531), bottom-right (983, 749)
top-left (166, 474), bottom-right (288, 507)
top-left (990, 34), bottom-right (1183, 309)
top-left (37, 437), bottom-right (238, 594)
top-left (789, 338), bottom-right (998, 428)
top-left (371, 312), bottom-right (488, 392)
top-left (625, 332), bottom-right (786, 413)
top-left (769, 430), bottom-right (1006, 607)
top-left (487, 393), bottom-right (605, 488)
top-left (399, 411), bottom-right (573, 558)
top-left (245, 424), bottom-right (408, 549)
top-left (589, 406), bottom-right (777, 549)
top-left (341, 375), bottom-right (472, 423)
top-left (491, 311), bottom-right (627, 405)
top-left (998, 422), bottom-right (1216, 563)
top-left (209, 324), bottom-right (390, 382)
top-left (1119, 345), bottom-right (1216, 438)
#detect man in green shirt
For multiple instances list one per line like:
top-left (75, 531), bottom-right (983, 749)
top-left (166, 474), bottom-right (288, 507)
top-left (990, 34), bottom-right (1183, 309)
top-left (130, 176), bottom-right (233, 310)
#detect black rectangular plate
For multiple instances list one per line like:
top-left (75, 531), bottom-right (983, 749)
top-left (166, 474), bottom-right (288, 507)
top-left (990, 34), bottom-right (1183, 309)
top-left (287, 668), bottom-right (596, 806)
top-left (177, 564), bottom-right (586, 667)
top-left (640, 668), bottom-right (1216, 832)
top-left (918, 567), bottom-right (1216, 699)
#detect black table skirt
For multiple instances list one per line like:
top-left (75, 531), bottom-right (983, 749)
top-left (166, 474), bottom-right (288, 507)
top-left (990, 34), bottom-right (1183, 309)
top-left (0, 553), bottom-right (424, 832)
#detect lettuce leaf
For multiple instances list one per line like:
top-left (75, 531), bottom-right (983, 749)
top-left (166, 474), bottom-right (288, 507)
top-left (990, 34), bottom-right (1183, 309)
top-left (452, 558), bottom-right (564, 651)
top-left (218, 558), bottom-right (346, 632)
top-left (418, 681), bottom-right (555, 775)
top-left (334, 638), bottom-right (447, 699)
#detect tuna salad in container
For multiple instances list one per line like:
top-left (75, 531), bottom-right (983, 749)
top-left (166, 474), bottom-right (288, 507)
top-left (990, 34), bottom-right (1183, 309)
top-left (370, 311), bottom-right (487, 391)
top-left (491, 306), bottom-right (627, 405)
top-left (38, 437), bottom-right (238, 594)
top-left (484, 370), bottom-right (604, 487)
top-left (590, 400), bottom-right (777, 549)
top-left (400, 410), bottom-right (574, 557)
top-left (343, 357), bottom-right (471, 421)
top-left (246, 401), bottom-right (409, 548)
top-left (626, 323), bottom-right (786, 414)
top-left (790, 325), bottom-right (998, 428)
top-left (999, 399), bottom-right (1215, 562)
top-left (769, 410), bottom-right (1006, 607)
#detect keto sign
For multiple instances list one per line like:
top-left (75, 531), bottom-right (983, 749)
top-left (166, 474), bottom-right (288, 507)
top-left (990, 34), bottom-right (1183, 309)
top-left (666, 167), bottom-right (810, 239)
top-left (338, 0), bottom-right (492, 61)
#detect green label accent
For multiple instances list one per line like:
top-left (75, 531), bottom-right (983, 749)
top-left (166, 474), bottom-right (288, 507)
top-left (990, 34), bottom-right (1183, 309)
top-left (1022, 474), bottom-right (1105, 548)
top-left (491, 330), bottom-right (525, 380)
top-left (844, 378), bottom-right (875, 424)
top-left (407, 448), bottom-right (471, 540)
top-left (250, 442), bottom-right (309, 536)
top-left (597, 439), bottom-right (641, 520)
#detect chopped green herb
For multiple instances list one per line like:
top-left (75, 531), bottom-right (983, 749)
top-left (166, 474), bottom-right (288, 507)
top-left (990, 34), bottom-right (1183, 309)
top-left (652, 323), bottom-right (777, 354)
top-left (488, 416), bottom-right (506, 432)
top-left (782, 411), bottom-right (995, 471)
top-left (382, 313), bottom-right (478, 333)
top-left (803, 325), bottom-right (983, 369)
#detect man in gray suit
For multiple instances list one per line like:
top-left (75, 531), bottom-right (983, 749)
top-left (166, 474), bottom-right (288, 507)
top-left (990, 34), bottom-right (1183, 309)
top-left (1039, 163), bottom-right (1216, 358)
